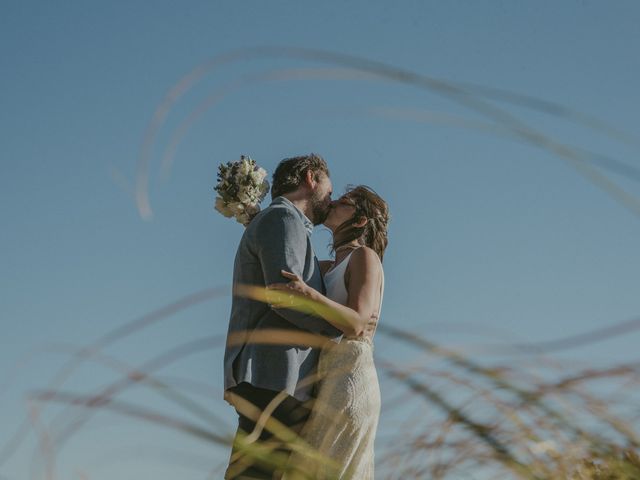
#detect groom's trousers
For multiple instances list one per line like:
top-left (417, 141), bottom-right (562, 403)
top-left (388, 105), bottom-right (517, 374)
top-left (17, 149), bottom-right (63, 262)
top-left (224, 382), bottom-right (313, 480)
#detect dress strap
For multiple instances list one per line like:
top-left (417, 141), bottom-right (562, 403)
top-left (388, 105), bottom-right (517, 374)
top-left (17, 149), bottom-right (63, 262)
top-left (325, 249), bottom-right (358, 276)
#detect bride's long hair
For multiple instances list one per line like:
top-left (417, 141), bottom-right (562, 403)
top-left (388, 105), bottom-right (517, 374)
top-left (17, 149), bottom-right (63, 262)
top-left (331, 185), bottom-right (390, 261)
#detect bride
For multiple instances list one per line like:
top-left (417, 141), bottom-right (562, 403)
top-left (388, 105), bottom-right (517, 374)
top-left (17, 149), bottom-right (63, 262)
top-left (268, 185), bottom-right (389, 480)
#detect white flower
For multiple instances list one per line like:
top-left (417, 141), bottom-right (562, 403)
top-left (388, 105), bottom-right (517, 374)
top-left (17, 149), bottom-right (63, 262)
top-left (245, 204), bottom-right (259, 216)
top-left (237, 188), bottom-right (252, 205)
top-left (227, 201), bottom-right (245, 216)
top-left (250, 168), bottom-right (266, 185)
top-left (238, 159), bottom-right (252, 176)
top-left (214, 197), bottom-right (234, 218)
top-left (236, 212), bottom-right (251, 225)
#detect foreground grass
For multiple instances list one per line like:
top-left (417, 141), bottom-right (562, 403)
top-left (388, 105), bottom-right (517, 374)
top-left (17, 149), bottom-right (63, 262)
top-left (3, 287), bottom-right (638, 479)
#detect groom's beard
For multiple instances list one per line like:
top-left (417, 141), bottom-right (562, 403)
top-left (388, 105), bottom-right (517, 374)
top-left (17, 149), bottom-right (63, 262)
top-left (310, 197), bottom-right (330, 226)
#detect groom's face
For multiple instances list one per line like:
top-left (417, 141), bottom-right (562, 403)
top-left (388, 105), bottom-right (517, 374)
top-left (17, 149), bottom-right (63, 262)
top-left (309, 172), bottom-right (333, 225)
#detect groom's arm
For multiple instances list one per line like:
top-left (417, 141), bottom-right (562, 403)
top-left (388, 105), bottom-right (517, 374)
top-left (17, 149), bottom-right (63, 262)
top-left (256, 209), bottom-right (341, 338)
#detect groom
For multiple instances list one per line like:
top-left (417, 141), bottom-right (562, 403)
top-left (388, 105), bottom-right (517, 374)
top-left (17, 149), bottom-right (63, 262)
top-left (223, 153), bottom-right (343, 479)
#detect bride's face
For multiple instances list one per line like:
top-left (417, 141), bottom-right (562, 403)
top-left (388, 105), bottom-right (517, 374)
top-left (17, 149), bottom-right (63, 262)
top-left (323, 195), bottom-right (357, 232)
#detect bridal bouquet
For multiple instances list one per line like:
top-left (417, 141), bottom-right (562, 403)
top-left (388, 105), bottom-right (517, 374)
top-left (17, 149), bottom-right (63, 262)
top-left (214, 155), bottom-right (270, 226)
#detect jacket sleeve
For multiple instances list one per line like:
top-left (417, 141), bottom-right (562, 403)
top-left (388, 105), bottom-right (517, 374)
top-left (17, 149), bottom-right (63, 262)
top-left (255, 208), bottom-right (342, 337)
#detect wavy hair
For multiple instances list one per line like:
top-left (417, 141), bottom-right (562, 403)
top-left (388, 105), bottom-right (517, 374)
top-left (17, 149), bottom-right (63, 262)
top-left (332, 185), bottom-right (390, 261)
top-left (271, 153), bottom-right (330, 199)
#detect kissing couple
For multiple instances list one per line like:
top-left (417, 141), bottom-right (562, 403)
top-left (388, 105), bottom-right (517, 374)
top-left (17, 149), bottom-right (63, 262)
top-left (223, 153), bottom-right (389, 479)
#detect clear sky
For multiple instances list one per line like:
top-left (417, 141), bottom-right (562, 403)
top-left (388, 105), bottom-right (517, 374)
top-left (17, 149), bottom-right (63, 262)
top-left (2, 1), bottom-right (640, 479)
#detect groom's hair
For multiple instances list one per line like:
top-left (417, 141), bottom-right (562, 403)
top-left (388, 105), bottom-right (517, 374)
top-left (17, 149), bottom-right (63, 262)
top-left (271, 153), bottom-right (330, 199)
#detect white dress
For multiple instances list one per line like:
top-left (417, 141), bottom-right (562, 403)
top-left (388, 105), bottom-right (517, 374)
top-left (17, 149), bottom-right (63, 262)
top-left (285, 250), bottom-right (384, 480)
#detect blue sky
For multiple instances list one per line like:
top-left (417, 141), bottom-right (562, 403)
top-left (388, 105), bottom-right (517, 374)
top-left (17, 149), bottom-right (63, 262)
top-left (2, 1), bottom-right (640, 478)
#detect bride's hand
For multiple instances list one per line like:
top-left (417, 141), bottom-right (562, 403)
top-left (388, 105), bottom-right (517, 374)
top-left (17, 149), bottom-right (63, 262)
top-left (266, 270), bottom-right (317, 307)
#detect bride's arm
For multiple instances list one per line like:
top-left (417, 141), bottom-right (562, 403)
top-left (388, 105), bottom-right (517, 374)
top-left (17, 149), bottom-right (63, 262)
top-left (269, 247), bottom-right (382, 337)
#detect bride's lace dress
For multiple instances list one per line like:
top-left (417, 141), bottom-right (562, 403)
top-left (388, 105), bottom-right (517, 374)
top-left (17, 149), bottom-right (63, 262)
top-left (285, 250), bottom-right (383, 480)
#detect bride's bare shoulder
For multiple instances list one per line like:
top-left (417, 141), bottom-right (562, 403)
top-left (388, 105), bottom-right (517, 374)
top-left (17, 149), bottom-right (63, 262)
top-left (345, 247), bottom-right (383, 292)
top-left (350, 246), bottom-right (383, 272)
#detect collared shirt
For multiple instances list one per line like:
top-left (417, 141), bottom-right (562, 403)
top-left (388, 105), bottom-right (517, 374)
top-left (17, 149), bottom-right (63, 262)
top-left (271, 196), bottom-right (314, 236)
